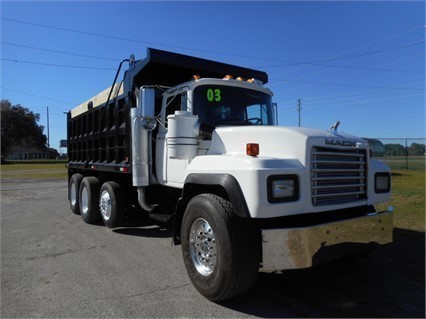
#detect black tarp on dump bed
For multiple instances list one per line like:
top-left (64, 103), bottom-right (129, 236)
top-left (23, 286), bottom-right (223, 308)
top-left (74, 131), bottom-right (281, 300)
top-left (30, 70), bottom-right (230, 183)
top-left (127, 48), bottom-right (268, 88)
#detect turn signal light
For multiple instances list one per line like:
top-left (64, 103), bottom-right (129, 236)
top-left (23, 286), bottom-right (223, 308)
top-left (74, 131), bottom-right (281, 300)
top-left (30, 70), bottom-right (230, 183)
top-left (246, 143), bottom-right (259, 157)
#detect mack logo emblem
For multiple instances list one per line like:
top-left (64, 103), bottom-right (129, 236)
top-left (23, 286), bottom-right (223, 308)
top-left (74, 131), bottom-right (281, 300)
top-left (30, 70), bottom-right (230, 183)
top-left (325, 139), bottom-right (357, 147)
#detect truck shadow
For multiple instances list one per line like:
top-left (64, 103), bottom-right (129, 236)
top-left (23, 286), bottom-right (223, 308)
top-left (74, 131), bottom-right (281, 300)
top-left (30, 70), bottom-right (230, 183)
top-left (112, 213), bottom-right (173, 238)
top-left (220, 228), bottom-right (425, 318)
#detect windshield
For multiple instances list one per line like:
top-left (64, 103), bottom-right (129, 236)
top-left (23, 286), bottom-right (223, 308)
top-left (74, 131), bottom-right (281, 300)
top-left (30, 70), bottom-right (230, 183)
top-left (193, 85), bottom-right (273, 126)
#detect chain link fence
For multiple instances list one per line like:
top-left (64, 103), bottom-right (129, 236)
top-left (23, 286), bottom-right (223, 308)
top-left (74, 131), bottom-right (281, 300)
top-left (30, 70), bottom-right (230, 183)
top-left (365, 138), bottom-right (425, 171)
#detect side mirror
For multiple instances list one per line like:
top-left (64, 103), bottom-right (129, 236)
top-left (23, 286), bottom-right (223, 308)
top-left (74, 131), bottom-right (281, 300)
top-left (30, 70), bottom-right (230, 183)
top-left (140, 87), bottom-right (156, 117)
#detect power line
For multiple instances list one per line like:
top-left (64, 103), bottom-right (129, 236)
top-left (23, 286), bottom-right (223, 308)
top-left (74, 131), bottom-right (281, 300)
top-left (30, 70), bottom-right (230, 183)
top-left (2, 17), bottom-right (423, 65)
top-left (270, 78), bottom-right (424, 91)
top-left (303, 93), bottom-right (424, 110)
top-left (1, 86), bottom-right (78, 105)
top-left (273, 52), bottom-right (425, 95)
top-left (268, 63), bottom-right (422, 74)
top-left (277, 92), bottom-right (424, 114)
top-left (4, 40), bottom-right (422, 75)
top-left (4, 39), bottom-right (423, 75)
top-left (279, 81), bottom-right (425, 104)
top-left (271, 24), bottom-right (424, 81)
top-left (0, 17), bottom-right (284, 62)
top-left (259, 60), bottom-right (423, 74)
top-left (313, 88), bottom-right (424, 103)
top-left (1, 58), bottom-right (116, 70)
top-left (259, 40), bottom-right (425, 68)
top-left (316, 40), bottom-right (424, 62)
top-left (1, 41), bottom-right (118, 62)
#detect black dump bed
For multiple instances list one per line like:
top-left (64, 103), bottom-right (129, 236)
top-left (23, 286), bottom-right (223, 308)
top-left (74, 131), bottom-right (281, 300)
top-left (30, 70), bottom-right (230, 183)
top-left (68, 48), bottom-right (268, 172)
top-left (129, 48), bottom-right (268, 88)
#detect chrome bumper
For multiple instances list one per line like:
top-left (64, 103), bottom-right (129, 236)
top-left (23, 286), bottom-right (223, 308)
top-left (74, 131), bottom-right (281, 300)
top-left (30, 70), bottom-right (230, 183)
top-left (261, 211), bottom-right (393, 271)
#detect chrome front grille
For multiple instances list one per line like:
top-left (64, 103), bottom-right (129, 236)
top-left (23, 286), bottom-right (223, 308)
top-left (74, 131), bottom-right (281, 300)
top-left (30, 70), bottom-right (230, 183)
top-left (311, 147), bottom-right (367, 206)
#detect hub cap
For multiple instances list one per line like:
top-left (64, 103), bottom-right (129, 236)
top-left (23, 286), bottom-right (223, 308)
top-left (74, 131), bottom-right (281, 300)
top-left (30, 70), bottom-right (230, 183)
top-left (70, 182), bottom-right (77, 207)
top-left (81, 186), bottom-right (89, 215)
top-left (189, 218), bottom-right (217, 276)
top-left (99, 190), bottom-right (112, 221)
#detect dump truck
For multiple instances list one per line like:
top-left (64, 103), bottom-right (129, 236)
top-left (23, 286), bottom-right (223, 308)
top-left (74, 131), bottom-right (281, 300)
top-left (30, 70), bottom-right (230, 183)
top-left (67, 48), bottom-right (393, 301)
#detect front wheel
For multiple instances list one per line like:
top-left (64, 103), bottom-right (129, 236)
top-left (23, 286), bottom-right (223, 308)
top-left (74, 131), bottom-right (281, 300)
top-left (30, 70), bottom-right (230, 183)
top-left (181, 194), bottom-right (260, 301)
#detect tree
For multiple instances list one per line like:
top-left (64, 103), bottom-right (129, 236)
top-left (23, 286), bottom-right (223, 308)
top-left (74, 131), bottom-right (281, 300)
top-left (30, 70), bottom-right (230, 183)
top-left (1, 100), bottom-right (47, 156)
top-left (408, 143), bottom-right (425, 156)
top-left (47, 147), bottom-right (60, 159)
top-left (384, 143), bottom-right (406, 156)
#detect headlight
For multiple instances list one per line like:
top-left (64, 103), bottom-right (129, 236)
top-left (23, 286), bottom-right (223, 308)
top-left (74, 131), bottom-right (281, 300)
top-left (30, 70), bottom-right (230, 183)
top-left (267, 175), bottom-right (299, 203)
top-left (375, 172), bottom-right (391, 193)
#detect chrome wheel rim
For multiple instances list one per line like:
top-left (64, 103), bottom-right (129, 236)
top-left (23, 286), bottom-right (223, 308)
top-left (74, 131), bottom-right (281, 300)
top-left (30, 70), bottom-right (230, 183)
top-left (189, 218), bottom-right (217, 276)
top-left (99, 190), bottom-right (112, 221)
top-left (81, 186), bottom-right (89, 215)
top-left (70, 182), bottom-right (77, 207)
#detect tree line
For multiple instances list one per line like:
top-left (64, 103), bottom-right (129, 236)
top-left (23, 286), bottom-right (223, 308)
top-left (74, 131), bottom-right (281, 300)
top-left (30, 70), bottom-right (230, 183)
top-left (1, 99), bottom-right (48, 157)
top-left (382, 143), bottom-right (425, 157)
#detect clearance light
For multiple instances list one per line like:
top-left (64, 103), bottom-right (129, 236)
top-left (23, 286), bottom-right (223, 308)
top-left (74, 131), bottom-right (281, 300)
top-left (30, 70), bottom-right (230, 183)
top-left (236, 77), bottom-right (245, 81)
top-left (246, 143), bottom-right (259, 157)
top-left (247, 78), bottom-right (254, 83)
top-left (223, 75), bottom-right (233, 80)
top-left (192, 74), bottom-right (201, 80)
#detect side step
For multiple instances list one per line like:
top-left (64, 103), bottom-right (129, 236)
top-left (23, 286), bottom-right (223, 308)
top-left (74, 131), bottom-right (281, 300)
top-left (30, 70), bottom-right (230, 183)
top-left (149, 211), bottom-right (174, 224)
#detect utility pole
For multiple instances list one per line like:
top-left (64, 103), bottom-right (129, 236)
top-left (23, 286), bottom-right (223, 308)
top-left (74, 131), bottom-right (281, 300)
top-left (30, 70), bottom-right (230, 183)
top-left (47, 106), bottom-right (50, 160)
top-left (297, 99), bottom-right (302, 127)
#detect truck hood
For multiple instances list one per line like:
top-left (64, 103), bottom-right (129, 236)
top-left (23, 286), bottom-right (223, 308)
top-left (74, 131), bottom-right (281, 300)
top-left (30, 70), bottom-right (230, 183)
top-left (207, 126), bottom-right (368, 166)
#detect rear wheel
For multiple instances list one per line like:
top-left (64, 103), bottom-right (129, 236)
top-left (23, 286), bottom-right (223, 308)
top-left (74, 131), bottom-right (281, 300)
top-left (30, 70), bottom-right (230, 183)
top-left (69, 174), bottom-right (83, 215)
top-left (79, 177), bottom-right (101, 224)
top-left (181, 193), bottom-right (260, 301)
top-left (99, 181), bottom-right (124, 228)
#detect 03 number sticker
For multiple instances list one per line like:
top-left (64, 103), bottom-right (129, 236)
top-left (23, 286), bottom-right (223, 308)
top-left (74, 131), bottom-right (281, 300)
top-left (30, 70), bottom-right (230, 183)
top-left (207, 88), bottom-right (222, 102)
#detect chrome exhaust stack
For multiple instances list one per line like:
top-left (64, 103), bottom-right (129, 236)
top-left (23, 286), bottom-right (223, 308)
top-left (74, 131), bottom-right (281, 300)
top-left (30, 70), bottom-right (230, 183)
top-left (130, 87), bottom-right (158, 212)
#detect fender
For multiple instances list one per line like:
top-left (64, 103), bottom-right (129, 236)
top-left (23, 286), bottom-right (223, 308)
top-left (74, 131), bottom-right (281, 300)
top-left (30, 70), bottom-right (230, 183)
top-left (173, 173), bottom-right (250, 245)
top-left (183, 173), bottom-right (250, 218)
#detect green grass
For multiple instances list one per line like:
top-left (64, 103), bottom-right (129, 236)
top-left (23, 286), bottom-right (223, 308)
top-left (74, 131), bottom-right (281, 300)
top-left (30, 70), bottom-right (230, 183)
top-left (0, 161), bottom-right (67, 179)
top-left (375, 156), bottom-right (425, 171)
top-left (388, 170), bottom-right (425, 232)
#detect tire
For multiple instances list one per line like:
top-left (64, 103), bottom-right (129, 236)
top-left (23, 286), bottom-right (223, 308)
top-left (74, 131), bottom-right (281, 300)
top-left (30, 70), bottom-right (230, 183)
top-left (69, 174), bottom-right (83, 215)
top-left (79, 176), bottom-right (101, 224)
top-left (99, 181), bottom-right (124, 228)
top-left (181, 194), bottom-right (260, 301)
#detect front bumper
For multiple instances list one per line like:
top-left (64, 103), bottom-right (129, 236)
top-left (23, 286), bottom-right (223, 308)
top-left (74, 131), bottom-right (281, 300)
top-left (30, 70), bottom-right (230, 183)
top-left (261, 210), bottom-right (393, 271)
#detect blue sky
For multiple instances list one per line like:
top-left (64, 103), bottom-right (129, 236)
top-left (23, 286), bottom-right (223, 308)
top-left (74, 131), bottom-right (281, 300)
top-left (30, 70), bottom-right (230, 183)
top-left (1, 1), bottom-right (425, 152)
